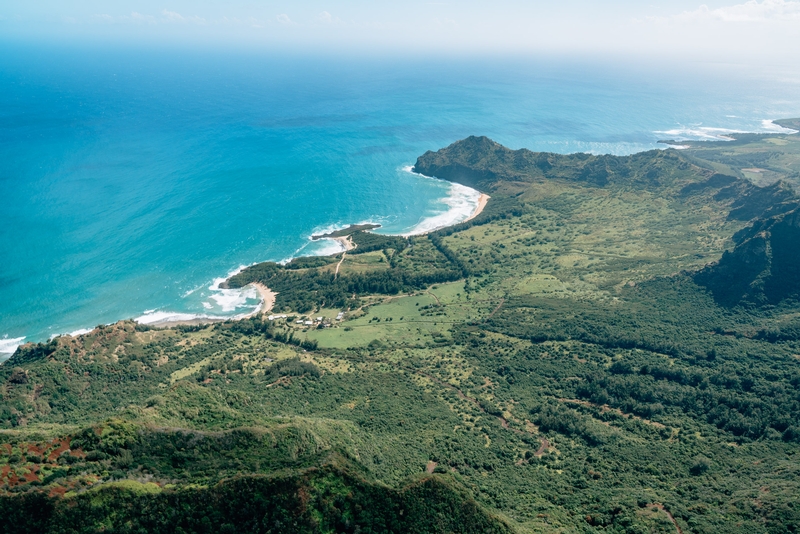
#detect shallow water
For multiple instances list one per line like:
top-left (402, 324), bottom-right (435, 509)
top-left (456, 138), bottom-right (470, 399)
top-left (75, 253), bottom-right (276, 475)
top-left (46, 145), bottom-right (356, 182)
top-left (1, 46), bottom-right (799, 354)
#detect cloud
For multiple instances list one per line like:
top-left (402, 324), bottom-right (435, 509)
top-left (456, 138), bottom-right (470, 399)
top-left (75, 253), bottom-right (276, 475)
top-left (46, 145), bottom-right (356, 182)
top-left (314, 11), bottom-right (343, 25)
top-left (162, 10), bottom-right (207, 25)
top-left (678, 0), bottom-right (800, 22)
top-left (162, 9), bottom-right (184, 22)
top-left (276, 14), bottom-right (293, 25)
top-left (129, 11), bottom-right (157, 24)
top-left (92, 14), bottom-right (114, 24)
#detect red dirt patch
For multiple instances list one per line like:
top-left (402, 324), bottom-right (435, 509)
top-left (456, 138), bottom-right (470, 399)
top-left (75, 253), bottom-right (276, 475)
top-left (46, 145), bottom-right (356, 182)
top-left (425, 461), bottom-right (438, 474)
top-left (27, 443), bottom-right (45, 456)
top-left (1, 444), bottom-right (11, 455)
top-left (49, 486), bottom-right (67, 498)
top-left (48, 438), bottom-right (71, 462)
top-left (23, 468), bottom-right (40, 483)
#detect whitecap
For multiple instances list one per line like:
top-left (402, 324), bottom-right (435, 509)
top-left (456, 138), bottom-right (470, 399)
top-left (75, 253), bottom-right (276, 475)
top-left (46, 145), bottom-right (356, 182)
top-left (400, 166), bottom-right (482, 236)
top-left (68, 328), bottom-right (93, 337)
top-left (655, 126), bottom-right (744, 141)
top-left (181, 285), bottom-right (203, 297)
top-left (656, 120), bottom-right (797, 141)
top-left (208, 285), bottom-right (257, 313)
top-left (134, 310), bottom-right (219, 325)
top-left (310, 222), bottom-right (350, 237)
top-left (762, 119), bottom-right (797, 134)
top-left (0, 336), bottom-right (25, 355)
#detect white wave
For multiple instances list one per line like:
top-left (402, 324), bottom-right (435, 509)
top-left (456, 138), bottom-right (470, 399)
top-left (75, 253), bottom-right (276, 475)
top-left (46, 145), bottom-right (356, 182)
top-left (209, 284), bottom-right (257, 313)
top-left (310, 238), bottom-right (348, 256)
top-left (400, 166), bottom-right (482, 236)
top-left (656, 119), bottom-right (798, 141)
top-left (0, 336), bottom-right (25, 355)
top-left (137, 264), bottom-right (263, 324)
top-left (181, 285), bottom-right (203, 297)
top-left (135, 310), bottom-right (220, 325)
top-left (286, 236), bottom-right (346, 262)
top-left (311, 222), bottom-right (350, 237)
top-left (762, 119), bottom-right (798, 133)
top-left (68, 328), bottom-right (93, 337)
top-left (208, 265), bottom-right (249, 292)
top-left (655, 126), bottom-right (744, 141)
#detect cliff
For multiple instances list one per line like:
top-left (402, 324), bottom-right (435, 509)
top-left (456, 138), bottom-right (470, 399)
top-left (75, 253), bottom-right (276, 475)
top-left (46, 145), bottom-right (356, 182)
top-left (696, 206), bottom-right (800, 306)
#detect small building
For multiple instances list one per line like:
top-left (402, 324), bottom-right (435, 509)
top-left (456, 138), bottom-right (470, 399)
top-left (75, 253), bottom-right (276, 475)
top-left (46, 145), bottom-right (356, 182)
top-left (304, 320), bottom-right (313, 326)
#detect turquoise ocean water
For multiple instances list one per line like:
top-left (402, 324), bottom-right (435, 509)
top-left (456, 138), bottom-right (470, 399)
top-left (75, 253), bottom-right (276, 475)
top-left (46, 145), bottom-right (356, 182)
top-left (2, 45), bottom-right (799, 357)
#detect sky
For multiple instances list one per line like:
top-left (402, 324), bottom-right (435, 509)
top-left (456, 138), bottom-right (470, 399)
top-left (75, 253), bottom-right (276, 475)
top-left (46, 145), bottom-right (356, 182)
top-left (1, 1), bottom-right (799, 64)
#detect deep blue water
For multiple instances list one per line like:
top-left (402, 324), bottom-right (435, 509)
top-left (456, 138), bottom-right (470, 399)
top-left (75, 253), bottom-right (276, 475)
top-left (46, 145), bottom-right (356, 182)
top-left (2, 45), bottom-right (799, 355)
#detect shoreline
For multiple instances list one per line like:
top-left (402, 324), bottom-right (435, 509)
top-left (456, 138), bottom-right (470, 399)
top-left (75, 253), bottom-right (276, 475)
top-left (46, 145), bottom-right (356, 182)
top-left (332, 235), bottom-right (355, 252)
top-left (403, 190), bottom-right (490, 236)
top-left (466, 194), bottom-right (490, 223)
top-left (145, 282), bottom-right (277, 329)
top-left (250, 282), bottom-right (277, 315)
top-left (3, 179), bottom-right (486, 353)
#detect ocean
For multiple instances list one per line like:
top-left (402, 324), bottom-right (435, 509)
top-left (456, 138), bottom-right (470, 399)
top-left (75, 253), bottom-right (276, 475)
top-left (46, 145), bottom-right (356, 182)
top-left (2, 45), bottom-right (799, 357)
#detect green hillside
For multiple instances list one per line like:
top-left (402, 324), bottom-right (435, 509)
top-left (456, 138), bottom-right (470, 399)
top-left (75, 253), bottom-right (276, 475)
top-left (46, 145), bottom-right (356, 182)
top-left (3, 125), bottom-right (800, 533)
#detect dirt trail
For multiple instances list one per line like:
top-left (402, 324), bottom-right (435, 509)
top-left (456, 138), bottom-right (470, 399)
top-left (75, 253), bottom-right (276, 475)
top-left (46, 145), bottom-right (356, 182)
top-left (487, 298), bottom-right (505, 319)
top-left (648, 503), bottom-right (683, 534)
top-left (264, 376), bottom-right (291, 388)
top-left (334, 253), bottom-right (346, 279)
top-left (334, 237), bottom-right (356, 280)
top-left (426, 290), bottom-right (441, 305)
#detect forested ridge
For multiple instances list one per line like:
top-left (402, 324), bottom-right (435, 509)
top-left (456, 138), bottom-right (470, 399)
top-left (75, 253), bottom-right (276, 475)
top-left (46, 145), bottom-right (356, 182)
top-left (3, 127), bottom-right (800, 533)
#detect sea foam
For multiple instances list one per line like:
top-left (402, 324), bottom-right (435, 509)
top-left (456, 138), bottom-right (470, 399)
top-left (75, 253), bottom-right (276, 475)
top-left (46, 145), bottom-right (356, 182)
top-left (401, 166), bottom-right (481, 236)
top-left (0, 336), bottom-right (25, 355)
top-left (656, 119), bottom-right (797, 141)
top-left (762, 119), bottom-right (798, 134)
top-left (655, 126), bottom-right (744, 141)
top-left (68, 328), bottom-right (94, 337)
top-left (134, 311), bottom-right (217, 325)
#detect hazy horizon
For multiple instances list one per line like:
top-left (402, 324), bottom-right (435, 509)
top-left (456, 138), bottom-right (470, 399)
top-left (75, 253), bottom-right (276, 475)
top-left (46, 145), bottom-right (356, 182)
top-left (2, 1), bottom-right (800, 66)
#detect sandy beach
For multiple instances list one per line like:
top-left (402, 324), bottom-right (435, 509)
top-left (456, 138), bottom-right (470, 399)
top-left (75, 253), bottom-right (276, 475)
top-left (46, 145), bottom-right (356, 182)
top-left (250, 282), bottom-right (276, 315)
top-left (465, 193), bottom-right (490, 222)
top-left (138, 195), bottom-right (483, 330)
top-left (145, 282), bottom-right (277, 329)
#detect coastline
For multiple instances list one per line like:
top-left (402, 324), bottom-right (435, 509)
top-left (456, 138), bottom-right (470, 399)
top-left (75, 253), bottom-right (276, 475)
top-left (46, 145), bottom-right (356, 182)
top-left (2, 172), bottom-right (485, 353)
top-left (250, 283), bottom-right (276, 315)
top-left (144, 282), bottom-right (277, 329)
top-left (466, 194), bottom-right (490, 223)
top-left (332, 235), bottom-right (355, 252)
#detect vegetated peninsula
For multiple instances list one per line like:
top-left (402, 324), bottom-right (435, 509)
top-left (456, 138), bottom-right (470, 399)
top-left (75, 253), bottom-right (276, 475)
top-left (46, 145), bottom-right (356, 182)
top-left (3, 122), bottom-right (800, 533)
